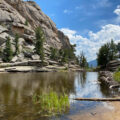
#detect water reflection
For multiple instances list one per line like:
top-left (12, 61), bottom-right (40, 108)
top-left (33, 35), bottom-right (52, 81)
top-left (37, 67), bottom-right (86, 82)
top-left (0, 72), bottom-right (119, 120)
top-left (99, 76), bottom-right (120, 97)
top-left (0, 73), bottom-right (76, 105)
top-left (78, 72), bottom-right (87, 88)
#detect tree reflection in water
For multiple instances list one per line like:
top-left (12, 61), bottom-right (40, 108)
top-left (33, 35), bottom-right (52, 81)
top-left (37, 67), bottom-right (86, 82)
top-left (78, 72), bottom-right (87, 88)
top-left (0, 72), bottom-right (77, 119)
top-left (0, 73), bottom-right (76, 105)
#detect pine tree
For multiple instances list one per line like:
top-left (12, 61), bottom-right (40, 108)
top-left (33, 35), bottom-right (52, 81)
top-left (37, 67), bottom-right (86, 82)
top-left (50, 47), bottom-right (59, 61)
top-left (3, 37), bottom-right (13, 62)
top-left (97, 40), bottom-right (117, 68)
top-left (14, 34), bottom-right (19, 55)
top-left (25, 20), bottom-right (29, 26)
top-left (117, 43), bottom-right (120, 58)
top-left (78, 51), bottom-right (88, 68)
top-left (35, 27), bottom-right (45, 62)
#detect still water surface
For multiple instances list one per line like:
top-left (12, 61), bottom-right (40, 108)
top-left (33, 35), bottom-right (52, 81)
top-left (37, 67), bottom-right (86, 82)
top-left (0, 72), bottom-right (119, 120)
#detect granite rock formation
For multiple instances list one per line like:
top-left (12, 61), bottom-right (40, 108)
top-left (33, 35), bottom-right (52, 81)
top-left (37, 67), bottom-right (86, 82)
top-left (0, 0), bottom-right (71, 62)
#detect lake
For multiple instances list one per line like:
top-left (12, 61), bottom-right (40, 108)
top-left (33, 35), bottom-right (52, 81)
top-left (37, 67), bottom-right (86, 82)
top-left (0, 72), bottom-right (119, 120)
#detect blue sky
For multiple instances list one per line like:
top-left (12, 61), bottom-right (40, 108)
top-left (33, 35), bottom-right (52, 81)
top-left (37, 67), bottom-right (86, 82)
top-left (30, 0), bottom-right (120, 61)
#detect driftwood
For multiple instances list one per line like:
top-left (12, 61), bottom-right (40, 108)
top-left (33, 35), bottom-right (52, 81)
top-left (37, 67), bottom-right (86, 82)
top-left (109, 84), bottom-right (120, 89)
top-left (74, 98), bottom-right (120, 101)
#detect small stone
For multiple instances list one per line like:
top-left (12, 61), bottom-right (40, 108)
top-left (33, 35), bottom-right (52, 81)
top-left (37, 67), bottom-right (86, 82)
top-left (32, 55), bottom-right (40, 60)
top-left (11, 56), bottom-right (18, 62)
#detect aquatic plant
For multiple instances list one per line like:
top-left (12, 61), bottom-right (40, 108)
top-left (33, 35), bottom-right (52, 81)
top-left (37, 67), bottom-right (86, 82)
top-left (32, 91), bottom-right (70, 116)
top-left (113, 72), bottom-right (120, 82)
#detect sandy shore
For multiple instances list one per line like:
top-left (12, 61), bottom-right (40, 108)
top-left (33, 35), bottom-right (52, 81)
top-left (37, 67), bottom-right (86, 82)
top-left (69, 102), bottom-right (120, 120)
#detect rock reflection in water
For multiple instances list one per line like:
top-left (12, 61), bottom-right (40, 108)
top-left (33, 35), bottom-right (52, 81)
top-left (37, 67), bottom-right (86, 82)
top-left (98, 73), bottom-right (120, 97)
top-left (0, 73), bottom-right (75, 105)
top-left (0, 72), bottom-right (119, 120)
top-left (0, 72), bottom-right (75, 120)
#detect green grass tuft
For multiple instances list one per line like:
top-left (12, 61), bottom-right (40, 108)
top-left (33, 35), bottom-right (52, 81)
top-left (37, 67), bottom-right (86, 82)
top-left (113, 72), bottom-right (120, 82)
top-left (32, 91), bottom-right (70, 116)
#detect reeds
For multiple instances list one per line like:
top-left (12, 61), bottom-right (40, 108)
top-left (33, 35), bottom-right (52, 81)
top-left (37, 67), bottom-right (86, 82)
top-left (32, 91), bottom-right (70, 116)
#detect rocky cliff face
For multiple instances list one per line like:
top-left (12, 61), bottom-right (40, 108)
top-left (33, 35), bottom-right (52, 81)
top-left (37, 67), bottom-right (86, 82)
top-left (0, 0), bottom-right (71, 62)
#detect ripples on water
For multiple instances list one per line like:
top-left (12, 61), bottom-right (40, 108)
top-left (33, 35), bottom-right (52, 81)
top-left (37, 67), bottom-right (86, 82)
top-left (0, 72), bottom-right (119, 120)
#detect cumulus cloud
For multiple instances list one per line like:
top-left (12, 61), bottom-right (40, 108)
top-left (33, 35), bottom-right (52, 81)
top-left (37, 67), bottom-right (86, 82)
top-left (114, 5), bottom-right (120, 16)
top-left (114, 5), bottom-right (120, 24)
top-left (60, 4), bottom-right (120, 61)
top-left (60, 24), bottom-right (120, 61)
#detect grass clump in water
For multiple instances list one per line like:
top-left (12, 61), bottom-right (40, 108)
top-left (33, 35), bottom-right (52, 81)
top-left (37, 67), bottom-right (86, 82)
top-left (113, 72), bottom-right (120, 82)
top-left (32, 91), bottom-right (70, 116)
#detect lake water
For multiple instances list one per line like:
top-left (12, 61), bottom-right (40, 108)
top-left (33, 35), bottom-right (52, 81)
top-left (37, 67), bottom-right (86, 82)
top-left (0, 72), bottom-right (119, 120)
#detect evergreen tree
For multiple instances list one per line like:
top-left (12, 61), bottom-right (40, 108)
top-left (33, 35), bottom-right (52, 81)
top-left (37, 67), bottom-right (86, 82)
top-left (97, 40), bottom-right (117, 68)
top-left (61, 49), bottom-right (69, 63)
top-left (25, 20), bottom-right (29, 26)
top-left (50, 47), bottom-right (59, 61)
top-left (108, 40), bottom-right (117, 61)
top-left (14, 34), bottom-right (19, 55)
top-left (60, 44), bottom-right (76, 63)
top-left (3, 37), bottom-right (13, 62)
top-left (35, 27), bottom-right (45, 62)
top-left (78, 52), bottom-right (88, 68)
top-left (68, 44), bottom-right (76, 60)
top-left (117, 43), bottom-right (120, 58)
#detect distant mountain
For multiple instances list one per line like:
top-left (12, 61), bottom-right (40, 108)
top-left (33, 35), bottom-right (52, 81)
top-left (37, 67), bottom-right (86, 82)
top-left (88, 59), bottom-right (97, 68)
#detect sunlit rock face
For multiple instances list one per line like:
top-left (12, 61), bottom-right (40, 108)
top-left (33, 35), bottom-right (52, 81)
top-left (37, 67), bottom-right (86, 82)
top-left (0, 0), bottom-right (71, 62)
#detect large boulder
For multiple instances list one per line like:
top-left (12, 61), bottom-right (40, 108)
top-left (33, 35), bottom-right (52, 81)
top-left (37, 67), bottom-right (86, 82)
top-left (107, 60), bottom-right (120, 71)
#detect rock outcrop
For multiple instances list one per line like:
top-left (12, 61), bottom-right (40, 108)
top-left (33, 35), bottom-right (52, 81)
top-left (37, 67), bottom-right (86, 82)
top-left (99, 71), bottom-right (120, 88)
top-left (0, 0), bottom-right (71, 63)
top-left (107, 60), bottom-right (120, 72)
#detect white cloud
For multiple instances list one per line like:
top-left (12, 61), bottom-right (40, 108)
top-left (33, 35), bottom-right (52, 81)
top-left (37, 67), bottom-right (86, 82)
top-left (60, 4), bottom-right (120, 61)
top-left (92, 0), bottom-right (112, 9)
top-left (60, 24), bottom-right (120, 61)
top-left (75, 6), bottom-right (83, 10)
top-left (63, 9), bottom-right (72, 14)
top-left (98, 0), bottom-right (112, 7)
top-left (114, 5), bottom-right (120, 24)
top-left (114, 5), bottom-right (120, 16)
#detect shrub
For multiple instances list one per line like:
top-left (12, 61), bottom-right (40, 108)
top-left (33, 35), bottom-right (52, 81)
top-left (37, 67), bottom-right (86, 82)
top-left (116, 67), bottom-right (120, 72)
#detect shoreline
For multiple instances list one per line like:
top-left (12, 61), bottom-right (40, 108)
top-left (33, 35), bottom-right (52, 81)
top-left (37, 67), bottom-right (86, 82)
top-left (69, 101), bottom-right (120, 120)
top-left (0, 60), bottom-right (91, 73)
top-left (0, 65), bottom-right (83, 73)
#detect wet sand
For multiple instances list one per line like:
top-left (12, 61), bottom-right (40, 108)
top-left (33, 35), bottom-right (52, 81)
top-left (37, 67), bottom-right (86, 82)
top-left (69, 102), bottom-right (120, 120)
